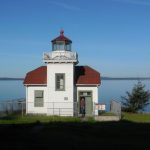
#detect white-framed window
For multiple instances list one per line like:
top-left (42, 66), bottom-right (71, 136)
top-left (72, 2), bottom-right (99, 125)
top-left (55, 73), bottom-right (65, 91)
top-left (34, 90), bottom-right (44, 107)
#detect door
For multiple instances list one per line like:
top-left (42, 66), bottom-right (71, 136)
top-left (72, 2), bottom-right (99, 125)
top-left (85, 96), bottom-right (93, 115)
top-left (79, 91), bottom-right (93, 116)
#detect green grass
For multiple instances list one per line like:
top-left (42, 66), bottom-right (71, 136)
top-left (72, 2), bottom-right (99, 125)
top-left (122, 112), bottom-right (150, 123)
top-left (0, 115), bottom-right (82, 124)
top-left (0, 114), bottom-right (97, 124)
top-left (1, 112), bottom-right (150, 124)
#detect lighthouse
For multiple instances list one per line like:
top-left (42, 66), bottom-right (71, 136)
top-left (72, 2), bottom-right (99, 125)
top-left (24, 30), bottom-right (100, 116)
top-left (43, 30), bottom-right (78, 116)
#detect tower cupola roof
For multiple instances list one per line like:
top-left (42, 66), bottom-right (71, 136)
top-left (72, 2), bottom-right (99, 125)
top-left (51, 30), bottom-right (72, 43)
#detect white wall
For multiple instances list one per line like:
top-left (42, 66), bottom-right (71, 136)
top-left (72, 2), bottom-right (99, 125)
top-left (47, 63), bottom-right (74, 116)
top-left (76, 86), bottom-right (99, 104)
top-left (26, 86), bottom-right (48, 114)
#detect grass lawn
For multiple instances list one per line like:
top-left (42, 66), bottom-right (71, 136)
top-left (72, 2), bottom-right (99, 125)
top-left (0, 113), bottom-right (150, 149)
top-left (0, 115), bottom-right (82, 124)
top-left (122, 112), bottom-right (150, 123)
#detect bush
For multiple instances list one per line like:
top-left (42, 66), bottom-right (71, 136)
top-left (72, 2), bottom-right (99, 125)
top-left (121, 81), bottom-right (150, 113)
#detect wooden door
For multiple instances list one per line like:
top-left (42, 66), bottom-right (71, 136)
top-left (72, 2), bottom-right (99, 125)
top-left (85, 96), bottom-right (93, 115)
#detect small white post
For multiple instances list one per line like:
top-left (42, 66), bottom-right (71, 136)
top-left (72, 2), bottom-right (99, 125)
top-left (22, 102), bottom-right (23, 117)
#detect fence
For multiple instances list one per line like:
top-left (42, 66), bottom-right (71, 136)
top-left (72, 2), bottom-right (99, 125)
top-left (0, 98), bottom-right (26, 116)
top-left (0, 100), bottom-right (78, 116)
top-left (0, 100), bottom-right (99, 116)
top-left (0, 99), bottom-right (122, 117)
top-left (27, 101), bottom-right (78, 116)
top-left (110, 100), bottom-right (121, 118)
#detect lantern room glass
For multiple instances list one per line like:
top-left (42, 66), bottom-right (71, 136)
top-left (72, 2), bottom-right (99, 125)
top-left (52, 42), bottom-right (71, 51)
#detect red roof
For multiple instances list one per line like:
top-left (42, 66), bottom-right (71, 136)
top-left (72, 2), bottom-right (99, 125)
top-left (51, 30), bottom-right (72, 43)
top-left (75, 66), bottom-right (101, 85)
top-left (23, 66), bottom-right (47, 85)
top-left (24, 66), bottom-right (100, 85)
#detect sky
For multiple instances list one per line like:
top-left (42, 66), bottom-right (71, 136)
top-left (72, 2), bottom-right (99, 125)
top-left (0, 0), bottom-right (150, 78)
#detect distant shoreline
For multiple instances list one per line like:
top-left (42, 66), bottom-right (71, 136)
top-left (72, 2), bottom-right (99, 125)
top-left (0, 78), bottom-right (24, 80)
top-left (0, 77), bottom-right (150, 81)
top-left (101, 77), bottom-right (150, 80)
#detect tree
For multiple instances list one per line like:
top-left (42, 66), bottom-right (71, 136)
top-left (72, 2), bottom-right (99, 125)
top-left (121, 81), bottom-right (150, 113)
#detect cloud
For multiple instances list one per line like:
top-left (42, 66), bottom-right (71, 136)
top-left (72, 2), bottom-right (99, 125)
top-left (47, 0), bottom-right (81, 11)
top-left (108, 0), bottom-right (150, 6)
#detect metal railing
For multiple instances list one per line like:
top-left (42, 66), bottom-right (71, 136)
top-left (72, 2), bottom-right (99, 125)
top-left (43, 51), bottom-right (78, 62)
top-left (27, 101), bottom-right (78, 116)
top-left (0, 100), bottom-right (96, 116)
top-left (0, 100), bottom-right (77, 116)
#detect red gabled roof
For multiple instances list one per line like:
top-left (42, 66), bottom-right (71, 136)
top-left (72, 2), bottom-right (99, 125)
top-left (51, 30), bottom-right (72, 43)
top-left (23, 66), bottom-right (47, 85)
top-left (24, 66), bottom-right (100, 85)
top-left (75, 66), bottom-right (101, 85)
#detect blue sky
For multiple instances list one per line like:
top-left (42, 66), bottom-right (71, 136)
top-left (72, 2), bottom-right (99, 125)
top-left (0, 0), bottom-right (150, 77)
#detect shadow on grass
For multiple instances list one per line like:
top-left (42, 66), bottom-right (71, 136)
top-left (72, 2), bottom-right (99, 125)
top-left (0, 120), bottom-right (150, 150)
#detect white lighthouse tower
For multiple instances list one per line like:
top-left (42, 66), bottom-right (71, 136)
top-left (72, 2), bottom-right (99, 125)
top-left (43, 30), bottom-right (78, 116)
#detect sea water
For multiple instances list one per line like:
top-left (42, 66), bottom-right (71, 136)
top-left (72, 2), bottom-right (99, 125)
top-left (0, 80), bottom-right (150, 111)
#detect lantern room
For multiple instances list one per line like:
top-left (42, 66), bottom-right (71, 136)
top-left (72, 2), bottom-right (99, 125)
top-left (51, 30), bottom-right (72, 51)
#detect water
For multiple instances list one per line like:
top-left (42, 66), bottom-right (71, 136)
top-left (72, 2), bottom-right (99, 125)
top-left (99, 80), bottom-right (150, 111)
top-left (0, 80), bottom-right (25, 100)
top-left (0, 80), bottom-right (150, 111)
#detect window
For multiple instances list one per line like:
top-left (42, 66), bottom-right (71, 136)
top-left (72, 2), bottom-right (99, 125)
top-left (55, 73), bottom-right (65, 91)
top-left (52, 43), bottom-right (65, 51)
top-left (79, 91), bottom-right (92, 96)
top-left (66, 44), bottom-right (71, 51)
top-left (58, 43), bottom-right (65, 50)
top-left (53, 44), bottom-right (57, 51)
top-left (34, 90), bottom-right (44, 107)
